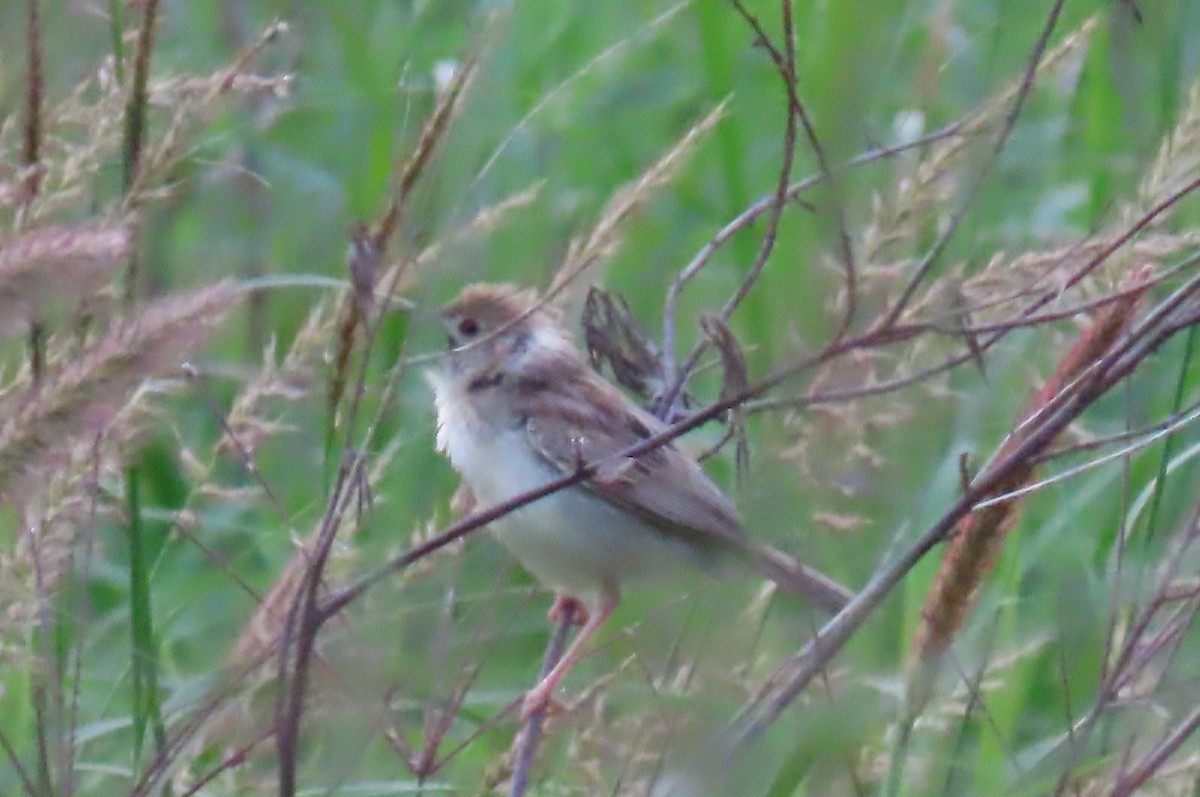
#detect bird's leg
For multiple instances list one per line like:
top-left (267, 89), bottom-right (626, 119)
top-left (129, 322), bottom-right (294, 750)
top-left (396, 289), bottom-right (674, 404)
top-left (547, 594), bottom-right (589, 626)
top-left (522, 587), bottom-right (618, 722)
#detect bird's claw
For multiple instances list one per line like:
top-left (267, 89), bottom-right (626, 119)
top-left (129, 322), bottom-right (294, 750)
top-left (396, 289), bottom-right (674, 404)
top-left (520, 682), bottom-right (566, 724)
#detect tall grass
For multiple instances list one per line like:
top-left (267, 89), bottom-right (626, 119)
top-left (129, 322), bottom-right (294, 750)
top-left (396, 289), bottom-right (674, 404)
top-left (0, 2), bottom-right (1199, 796)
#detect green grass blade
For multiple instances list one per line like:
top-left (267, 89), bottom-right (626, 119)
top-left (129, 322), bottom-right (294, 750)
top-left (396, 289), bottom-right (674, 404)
top-left (126, 466), bottom-right (166, 775)
top-left (1143, 325), bottom-right (1197, 545)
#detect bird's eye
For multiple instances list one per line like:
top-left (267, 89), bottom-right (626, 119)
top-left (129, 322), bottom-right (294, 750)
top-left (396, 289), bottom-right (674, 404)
top-left (457, 317), bottom-right (480, 337)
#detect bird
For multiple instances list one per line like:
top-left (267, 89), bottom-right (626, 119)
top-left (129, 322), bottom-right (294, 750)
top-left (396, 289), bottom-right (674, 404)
top-left (427, 283), bottom-right (852, 718)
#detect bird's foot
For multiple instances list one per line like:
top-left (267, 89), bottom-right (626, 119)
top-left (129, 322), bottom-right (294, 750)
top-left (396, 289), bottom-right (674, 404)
top-left (520, 681), bottom-right (566, 723)
top-left (547, 594), bottom-right (589, 626)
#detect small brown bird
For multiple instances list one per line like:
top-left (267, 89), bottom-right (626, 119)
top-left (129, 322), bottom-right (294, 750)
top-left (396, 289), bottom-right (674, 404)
top-left (429, 284), bottom-right (851, 718)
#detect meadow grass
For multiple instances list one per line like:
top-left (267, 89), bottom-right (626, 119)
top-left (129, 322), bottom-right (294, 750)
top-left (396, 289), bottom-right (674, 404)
top-left (0, 2), bottom-right (1199, 795)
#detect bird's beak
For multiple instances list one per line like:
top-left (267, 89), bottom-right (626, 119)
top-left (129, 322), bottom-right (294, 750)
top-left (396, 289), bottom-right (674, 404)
top-left (438, 313), bottom-right (464, 350)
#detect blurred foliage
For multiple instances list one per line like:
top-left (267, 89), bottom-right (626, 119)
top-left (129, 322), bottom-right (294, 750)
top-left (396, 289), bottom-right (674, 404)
top-left (1, 0), bottom-right (1199, 795)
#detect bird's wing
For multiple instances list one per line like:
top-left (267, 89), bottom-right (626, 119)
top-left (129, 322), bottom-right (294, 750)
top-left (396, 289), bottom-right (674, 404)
top-left (517, 372), bottom-right (748, 553)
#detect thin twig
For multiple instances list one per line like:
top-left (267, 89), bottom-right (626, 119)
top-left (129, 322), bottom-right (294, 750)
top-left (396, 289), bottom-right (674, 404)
top-left (182, 363), bottom-right (288, 520)
top-left (179, 727), bottom-right (275, 797)
top-left (1040, 511), bottom-right (1200, 790)
top-left (468, 1), bottom-right (689, 196)
top-left (730, 0), bottom-right (858, 340)
top-left (274, 456), bottom-right (362, 797)
top-left (0, 725), bottom-right (38, 797)
top-left (746, 209), bottom-right (1200, 415)
top-left (22, 0), bottom-right (45, 381)
top-left (974, 399), bottom-right (1200, 509)
top-left (128, 648), bottom-right (286, 796)
top-left (121, 0), bottom-right (160, 305)
top-left (62, 436), bottom-right (103, 797)
top-left (320, 251), bottom-right (1200, 624)
top-left (509, 602), bottom-right (578, 797)
top-left (658, 0), bottom-right (798, 419)
top-left (730, 270), bottom-right (1200, 745)
top-left (1107, 702), bottom-right (1200, 796)
top-left (21, 0), bottom-right (43, 210)
top-left (274, 56), bottom-right (478, 797)
top-left (659, 120), bottom-right (968, 412)
top-left (878, 0), bottom-right (1066, 329)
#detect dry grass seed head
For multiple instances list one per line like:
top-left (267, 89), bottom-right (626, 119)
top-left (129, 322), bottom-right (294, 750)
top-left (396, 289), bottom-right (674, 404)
top-left (0, 355), bottom-right (206, 654)
top-left (216, 299), bottom-right (334, 459)
top-left (792, 21), bottom-right (1099, 523)
top-left (132, 69), bottom-right (292, 204)
top-left (405, 182), bottom-right (542, 285)
top-left (1, 58), bottom-right (126, 219)
top-left (907, 272), bottom-right (1150, 718)
top-left (855, 17), bottom-right (1096, 311)
top-left (0, 282), bottom-right (237, 501)
top-left (227, 433), bottom-right (406, 670)
top-left (0, 221), bottom-right (131, 333)
top-left (583, 286), bottom-right (667, 401)
top-left (956, 76), bottom-right (1200, 310)
top-left (549, 101), bottom-right (726, 300)
top-left (1139, 82), bottom-right (1200, 216)
top-left (0, 16), bottom-right (286, 222)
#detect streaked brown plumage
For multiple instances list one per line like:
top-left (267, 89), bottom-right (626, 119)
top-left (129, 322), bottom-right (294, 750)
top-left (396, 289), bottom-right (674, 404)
top-left (430, 283), bottom-right (851, 717)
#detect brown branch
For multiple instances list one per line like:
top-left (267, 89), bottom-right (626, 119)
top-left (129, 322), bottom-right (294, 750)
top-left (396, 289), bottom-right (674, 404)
top-left (22, 0), bottom-right (45, 383)
top-left (120, 0), bottom-right (160, 306)
top-left (730, 0), bottom-right (858, 340)
top-left (508, 603), bottom-right (578, 797)
top-left (905, 269), bottom-right (1151, 715)
top-left (275, 56), bottom-right (479, 797)
top-left (274, 455), bottom-right (363, 797)
top-left (659, 120), bottom-right (969, 412)
top-left (657, 0), bottom-right (800, 418)
top-left (121, 0), bottom-right (160, 194)
top-left (1107, 704), bottom-right (1200, 797)
top-left (730, 267), bottom-right (1200, 745)
top-left (21, 0), bottom-right (43, 209)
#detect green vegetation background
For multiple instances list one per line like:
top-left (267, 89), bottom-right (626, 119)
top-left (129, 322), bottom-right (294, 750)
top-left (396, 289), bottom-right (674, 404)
top-left (1, 1), bottom-right (1199, 794)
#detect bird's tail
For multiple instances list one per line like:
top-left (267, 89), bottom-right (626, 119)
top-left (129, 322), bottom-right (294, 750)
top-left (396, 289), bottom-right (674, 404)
top-left (747, 543), bottom-right (853, 615)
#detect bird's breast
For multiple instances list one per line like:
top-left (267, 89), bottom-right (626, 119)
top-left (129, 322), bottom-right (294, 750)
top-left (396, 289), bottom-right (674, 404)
top-left (433, 379), bottom-right (711, 601)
